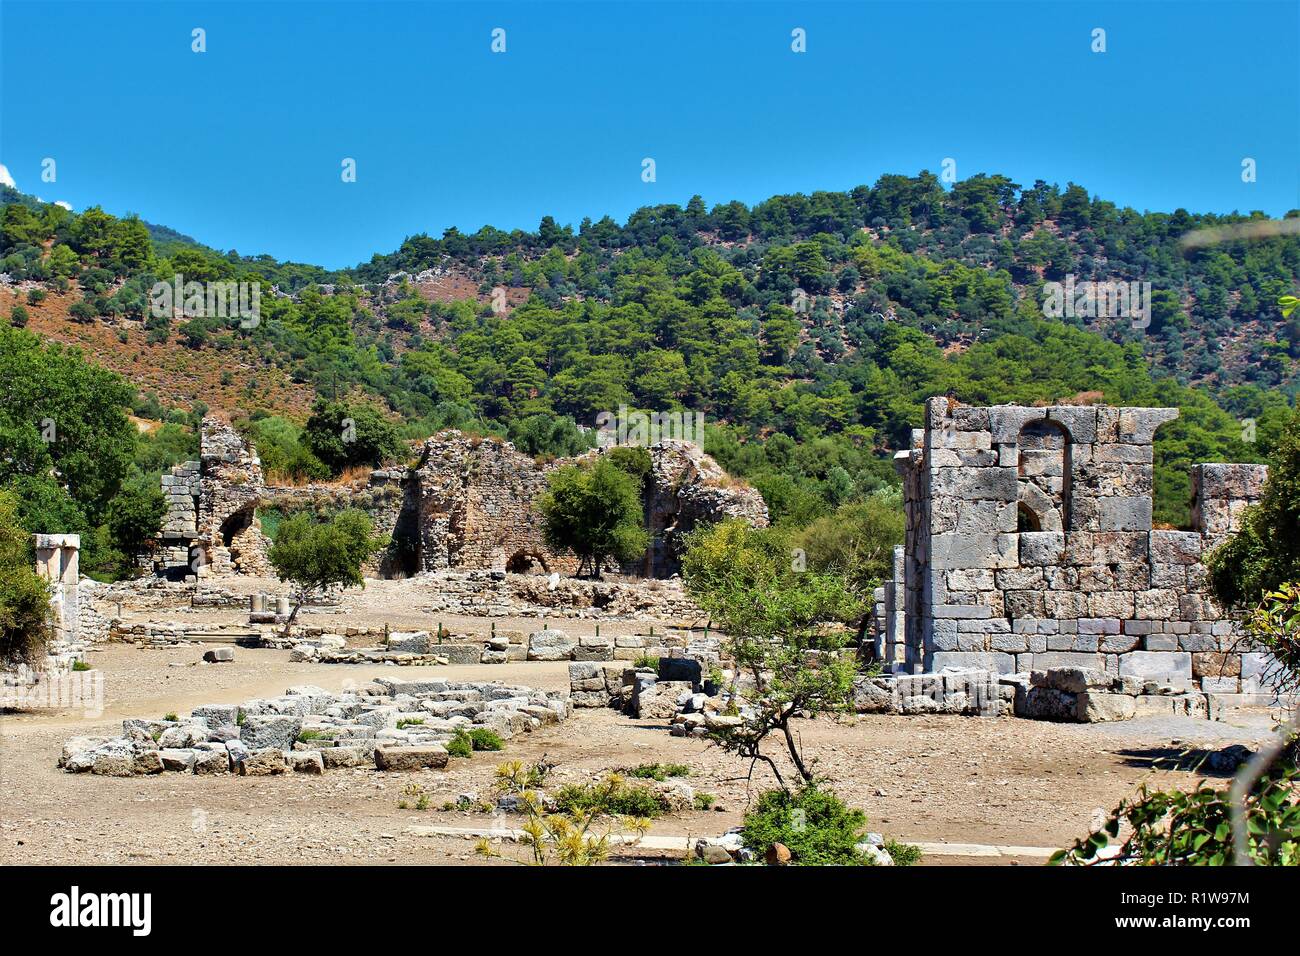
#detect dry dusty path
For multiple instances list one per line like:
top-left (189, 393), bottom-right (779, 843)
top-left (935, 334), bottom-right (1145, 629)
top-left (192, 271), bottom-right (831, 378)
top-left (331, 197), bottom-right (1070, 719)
top-left (0, 644), bottom-right (1282, 866)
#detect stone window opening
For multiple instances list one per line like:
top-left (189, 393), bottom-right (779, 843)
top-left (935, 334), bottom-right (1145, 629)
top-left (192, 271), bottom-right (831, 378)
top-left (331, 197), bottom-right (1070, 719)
top-left (1016, 419), bottom-right (1071, 533)
top-left (1017, 502), bottom-right (1042, 532)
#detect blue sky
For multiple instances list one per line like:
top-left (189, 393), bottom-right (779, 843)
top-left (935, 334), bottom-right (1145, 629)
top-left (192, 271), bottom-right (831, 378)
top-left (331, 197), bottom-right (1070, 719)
top-left (2, 0), bottom-right (1297, 269)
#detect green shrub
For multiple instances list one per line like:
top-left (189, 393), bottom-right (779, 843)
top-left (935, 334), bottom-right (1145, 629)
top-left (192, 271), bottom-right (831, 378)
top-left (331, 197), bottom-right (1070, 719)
top-left (633, 654), bottom-right (659, 669)
top-left (396, 717), bottom-right (425, 729)
top-left (554, 775), bottom-right (668, 818)
top-left (1053, 765), bottom-right (1300, 866)
top-left (883, 838), bottom-right (922, 866)
top-left (625, 763), bottom-right (690, 781)
top-left (71, 660), bottom-right (91, 672)
top-left (694, 792), bottom-right (717, 811)
top-left (446, 730), bottom-right (473, 758)
top-left (468, 728), bottom-right (505, 751)
top-left (742, 785), bottom-right (881, 866)
top-left (297, 730), bottom-right (326, 742)
top-left (163, 712), bottom-right (179, 722)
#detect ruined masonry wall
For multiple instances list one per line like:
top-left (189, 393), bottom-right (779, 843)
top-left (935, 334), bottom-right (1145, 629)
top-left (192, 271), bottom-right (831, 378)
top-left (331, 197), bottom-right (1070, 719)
top-left (160, 421), bottom-right (767, 581)
top-left (875, 398), bottom-right (1269, 694)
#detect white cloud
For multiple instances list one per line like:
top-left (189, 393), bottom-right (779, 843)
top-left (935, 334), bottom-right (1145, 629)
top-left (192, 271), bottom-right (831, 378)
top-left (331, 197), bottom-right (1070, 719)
top-left (0, 163), bottom-right (16, 189)
top-left (55, 200), bottom-right (72, 210)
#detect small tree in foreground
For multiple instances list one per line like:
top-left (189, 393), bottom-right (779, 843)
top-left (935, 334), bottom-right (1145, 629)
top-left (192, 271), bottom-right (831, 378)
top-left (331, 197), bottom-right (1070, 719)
top-left (742, 784), bottom-right (919, 866)
top-left (538, 457), bottom-right (648, 578)
top-left (267, 509), bottom-right (380, 637)
top-left (681, 519), bottom-right (865, 791)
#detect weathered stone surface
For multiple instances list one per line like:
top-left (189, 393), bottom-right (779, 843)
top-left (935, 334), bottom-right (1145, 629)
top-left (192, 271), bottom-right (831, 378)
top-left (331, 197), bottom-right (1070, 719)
top-left (527, 628), bottom-right (574, 661)
top-left (192, 747), bottom-right (231, 774)
top-left (202, 647), bottom-right (235, 662)
top-left (633, 680), bottom-right (694, 719)
top-left (239, 748), bottom-right (288, 775)
top-left (375, 745), bottom-right (449, 771)
top-left (288, 751), bottom-right (325, 774)
top-left (387, 631), bottom-right (430, 654)
top-left (1075, 692), bottom-right (1137, 722)
top-left (1117, 651), bottom-right (1192, 682)
top-left (239, 715), bottom-right (302, 751)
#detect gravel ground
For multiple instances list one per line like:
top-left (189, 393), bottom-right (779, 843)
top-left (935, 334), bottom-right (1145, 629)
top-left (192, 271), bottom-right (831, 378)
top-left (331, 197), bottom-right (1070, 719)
top-left (0, 644), bottom-right (1284, 866)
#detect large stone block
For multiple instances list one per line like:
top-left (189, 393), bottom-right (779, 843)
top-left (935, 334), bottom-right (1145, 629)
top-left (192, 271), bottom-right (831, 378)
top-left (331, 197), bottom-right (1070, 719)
top-left (527, 628), bottom-right (575, 661)
top-left (375, 745), bottom-right (449, 771)
top-left (932, 467), bottom-right (1018, 502)
top-left (989, 406), bottom-right (1047, 443)
top-left (1046, 406), bottom-right (1097, 444)
top-left (238, 715), bottom-right (302, 751)
top-left (1149, 530), bottom-right (1202, 565)
top-left (1117, 651), bottom-right (1192, 681)
top-left (930, 533), bottom-right (1017, 570)
top-left (1117, 407), bottom-right (1179, 444)
top-left (927, 651), bottom-right (1015, 675)
top-left (1097, 497), bottom-right (1152, 532)
top-left (1018, 531), bottom-right (1065, 566)
top-left (387, 631), bottom-right (430, 654)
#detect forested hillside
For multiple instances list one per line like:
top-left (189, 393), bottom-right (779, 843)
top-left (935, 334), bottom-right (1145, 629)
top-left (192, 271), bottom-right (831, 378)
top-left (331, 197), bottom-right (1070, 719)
top-left (2, 172), bottom-right (1297, 561)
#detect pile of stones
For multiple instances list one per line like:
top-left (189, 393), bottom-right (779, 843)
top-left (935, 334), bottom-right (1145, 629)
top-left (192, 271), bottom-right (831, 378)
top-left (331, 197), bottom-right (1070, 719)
top-left (568, 658), bottom-right (749, 737)
top-left (1011, 666), bottom-right (1211, 722)
top-left (59, 678), bottom-right (571, 777)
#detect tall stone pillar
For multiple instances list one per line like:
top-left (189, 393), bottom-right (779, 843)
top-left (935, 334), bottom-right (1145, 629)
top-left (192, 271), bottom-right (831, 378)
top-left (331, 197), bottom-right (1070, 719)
top-left (33, 533), bottom-right (80, 643)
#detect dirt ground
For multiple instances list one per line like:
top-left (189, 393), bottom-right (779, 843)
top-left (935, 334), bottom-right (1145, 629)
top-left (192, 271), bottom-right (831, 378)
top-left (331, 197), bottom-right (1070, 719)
top-left (1, 641), bottom-right (1284, 867)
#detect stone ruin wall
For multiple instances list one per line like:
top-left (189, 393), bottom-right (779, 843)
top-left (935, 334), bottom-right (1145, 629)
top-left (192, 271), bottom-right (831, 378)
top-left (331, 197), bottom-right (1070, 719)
top-left (158, 419), bottom-right (768, 582)
top-left (158, 419), bottom-right (408, 580)
top-left (871, 398), bottom-right (1270, 695)
top-left (412, 432), bottom-right (578, 575)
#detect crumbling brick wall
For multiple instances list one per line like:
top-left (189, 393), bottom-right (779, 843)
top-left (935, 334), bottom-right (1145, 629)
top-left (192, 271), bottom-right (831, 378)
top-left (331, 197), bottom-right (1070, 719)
top-left (877, 398), bottom-right (1269, 694)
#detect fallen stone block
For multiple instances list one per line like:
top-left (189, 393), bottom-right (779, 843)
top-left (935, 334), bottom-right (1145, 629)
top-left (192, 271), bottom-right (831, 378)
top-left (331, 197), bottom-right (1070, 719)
top-left (288, 751), bottom-right (325, 774)
top-left (192, 747), bottom-right (231, 775)
top-left (527, 628), bottom-right (575, 661)
top-left (387, 631), bottom-right (430, 654)
top-left (239, 714), bottom-right (303, 751)
top-left (320, 746), bottom-right (367, 769)
top-left (1075, 692), bottom-right (1137, 722)
top-left (375, 745), bottom-right (449, 771)
top-left (159, 748), bottom-right (197, 772)
top-left (203, 648), bottom-right (235, 663)
top-left (239, 748), bottom-right (288, 776)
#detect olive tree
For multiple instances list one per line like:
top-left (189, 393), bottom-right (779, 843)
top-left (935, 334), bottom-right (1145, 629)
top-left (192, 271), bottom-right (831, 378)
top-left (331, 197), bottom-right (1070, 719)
top-left (538, 457), bottom-right (648, 578)
top-left (681, 519), bottom-right (865, 791)
top-left (267, 509), bottom-right (380, 637)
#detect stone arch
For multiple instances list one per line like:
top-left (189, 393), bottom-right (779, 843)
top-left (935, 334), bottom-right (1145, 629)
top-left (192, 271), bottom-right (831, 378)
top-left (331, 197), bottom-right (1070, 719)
top-left (219, 504), bottom-right (255, 548)
top-left (1017, 501), bottom-right (1042, 532)
top-left (1017, 419), bottom-right (1070, 531)
top-left (506, 549), bottom-right (548, 574)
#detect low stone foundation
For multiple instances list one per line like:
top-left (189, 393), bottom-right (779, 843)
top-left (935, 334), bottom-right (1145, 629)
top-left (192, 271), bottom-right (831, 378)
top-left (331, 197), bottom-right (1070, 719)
top-left (59, 678), bottom-right (571, 776)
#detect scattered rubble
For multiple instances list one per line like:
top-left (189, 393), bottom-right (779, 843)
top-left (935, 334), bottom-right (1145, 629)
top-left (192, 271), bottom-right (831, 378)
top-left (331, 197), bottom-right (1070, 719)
top-left (59, 679), bottom-right (571, 776)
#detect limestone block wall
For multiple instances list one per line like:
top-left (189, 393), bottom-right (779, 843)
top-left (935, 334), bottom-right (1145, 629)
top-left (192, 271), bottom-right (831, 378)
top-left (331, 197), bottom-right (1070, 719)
top-left (639, 440), bottom-right (769, 577)
top-left (881, 398), bottom-right (1269, 693)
